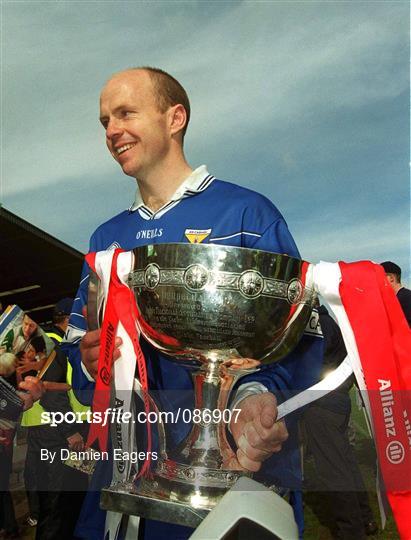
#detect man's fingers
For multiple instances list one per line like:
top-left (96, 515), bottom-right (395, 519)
top-left (260, 402), bottom-right (276, 429)
top-left (80, 328), bottom-right (101, 349)
top-left (113, 348), bottom-right (122, 361)
top-left (19, 393), bottom-right (34, 411)
top-left (223, 453), bottom-right (248, 471)
top-left (81, 331), bottom-right (122, 380)
top-left (18, 378), bottom-right (44, 401)
top-left (236, 448), bottom-right (262, 472)
top-left (240, 424), bottom-right (283, 456)
top-left (242, 422), bottom-right (279, 452)
top-left (256, 418), bottom-right (288, 447)
top-left (237, 433), bottom-right (272, 461)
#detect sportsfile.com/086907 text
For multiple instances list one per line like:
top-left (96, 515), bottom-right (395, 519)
top-left (40, 408), bottom-right (241, 427)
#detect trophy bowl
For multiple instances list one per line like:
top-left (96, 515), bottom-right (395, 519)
top-left (125, 243), bottom-right (315, 510)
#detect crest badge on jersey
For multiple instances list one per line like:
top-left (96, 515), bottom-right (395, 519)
top-left (184, 229), bottom-right (212, 244)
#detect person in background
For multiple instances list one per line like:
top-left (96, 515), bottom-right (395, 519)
top-left (22, 299), bottom-right (86, 540)
top-left (1, 314), bottom-right (40, 355)
top-left (44, 298), bottom-right (89, 540)
top-left (303, 304), bottom-right (377, 539)
top-left (0, 372), bottom-right (45, 539)
top-left (46, 298), bottom-right (74, 343)
top-left (380, 261), bottom-right (411, 327)
top-left (18, 336), bottom-right (47, 367)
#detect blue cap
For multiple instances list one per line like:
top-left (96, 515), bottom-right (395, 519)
top-left (53, 297), bottom-right (73, 316)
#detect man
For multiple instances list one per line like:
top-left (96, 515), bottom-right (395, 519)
top-left (44, 298), bottom-right (89, 540)
top-left (0, 377), bottom-right (45, 540)
top-left (63, 67), bottom-right (323, 539)
top-left (20, 301), bottom-right (88, 540)
top-left (303, 305), bottom-right (377, 539)
top-left (46, 298), bottom-right (73, 341)
top-left (22, 305), bottom-right (85, 540)
top-left (381, 261), bottom-right (411, 326)
top-left (1, 313), bottom-right (40, 355)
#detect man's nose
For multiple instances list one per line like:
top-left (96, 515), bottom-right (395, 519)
top-left (106, 118), bottom-right (123, 140)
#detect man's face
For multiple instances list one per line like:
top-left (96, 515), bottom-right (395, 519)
top-left (22, 316), bottom-right (37, 339)
top-left (99, 70), bottom-right (171, 179)
top-left (385, 273), bottom-right (397, 291)
top-left (24, 344), bottom-right (36, 363)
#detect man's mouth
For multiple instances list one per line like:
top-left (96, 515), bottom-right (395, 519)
top-left (116, 143), bottom-right (137, 156)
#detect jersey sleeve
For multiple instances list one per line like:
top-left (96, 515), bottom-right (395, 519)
top-left (238, 194), bottom-right (300, 258)
top-left (61, 242), bottom-right (96, 405)
top-left (251, 217), bottom-right (300, 258)
top-left (235, 196), bottom-right (323, 406)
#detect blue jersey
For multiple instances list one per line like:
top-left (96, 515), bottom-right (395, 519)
top-left (65, 170), bottom-right (302, 393)
top-left (63, 168), bottom-right (323, 539)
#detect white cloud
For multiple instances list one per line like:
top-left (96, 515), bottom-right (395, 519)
top-left (1, 1), bottom-right (408, 286)
top-left (295, 211), bottom-right (410, 284)
top-left (2, 2), bottom-right (407, 197)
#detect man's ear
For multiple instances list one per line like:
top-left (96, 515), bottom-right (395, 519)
top-left (386, 274), bottom-right (395, 284)
top-left (168, 104), bottom-right (187, 137)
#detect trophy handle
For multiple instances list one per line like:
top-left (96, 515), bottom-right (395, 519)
top-left (87, 269), bottom-right (103, 331)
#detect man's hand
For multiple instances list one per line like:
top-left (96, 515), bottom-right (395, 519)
top-left (67, 432), bottom-right (84, 452)
top-left (18, 376), bottom-right (45, 410)
top-left (229, 393), bottom-right (288, 472)
top-left (80, 306), bottom-right (122, 380)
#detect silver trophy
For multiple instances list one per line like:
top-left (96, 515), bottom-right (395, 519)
top-left (95, 243), bottom-right (316, 523)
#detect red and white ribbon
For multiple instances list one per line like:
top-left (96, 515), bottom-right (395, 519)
top-left (313, 260), bottom-right (411, 539)
top-left (85, 250), bottom-right (152, 478)
top-left (85, 252), bottom-right (411, 538)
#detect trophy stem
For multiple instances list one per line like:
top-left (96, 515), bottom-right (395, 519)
top-left (182, 360), bottom-right (239, 469)
top-left (137, 359), bottom-right (250, 509)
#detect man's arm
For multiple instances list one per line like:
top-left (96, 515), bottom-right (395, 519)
top-left (0, 375), bottom-right (45, 420)
top-left (61, 262), bottom-right (97, 404)
top-left (226, 205), bottom-right (323, 469)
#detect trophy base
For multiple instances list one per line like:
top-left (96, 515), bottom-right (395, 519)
top-left (137, 458), bottom-right (251, 510)
top-left (100, 459), bottom-right (252, 526)
top-left (100, 481), bottom-right (209, 528)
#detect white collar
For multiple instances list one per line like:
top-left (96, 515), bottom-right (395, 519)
top-left (129, 165), bottom-right (214, 213)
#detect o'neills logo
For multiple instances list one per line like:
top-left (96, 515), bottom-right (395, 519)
top-left (378, 379), bottom-right (405, 465)
top-left (136, 228), bottom-right (163, 240)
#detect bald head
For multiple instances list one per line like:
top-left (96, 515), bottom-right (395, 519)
top-left (99, 67), bottom-right (191, 181)
top-left (102, 67), bottom-right (190, 138)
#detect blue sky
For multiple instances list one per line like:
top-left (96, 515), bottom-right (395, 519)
top-left (2, 1), bottom-right (410, 283)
